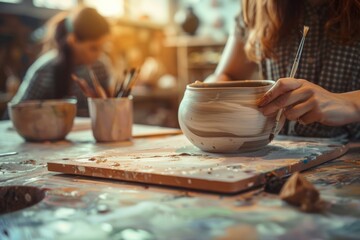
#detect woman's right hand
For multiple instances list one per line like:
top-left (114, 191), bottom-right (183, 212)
top-left (257, 78), bottom-right (360, 126)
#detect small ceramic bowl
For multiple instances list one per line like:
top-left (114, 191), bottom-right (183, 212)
top-left (178, 80), bottom-right (281, 153)
top-left (8, 99), bottom-right (77, 141)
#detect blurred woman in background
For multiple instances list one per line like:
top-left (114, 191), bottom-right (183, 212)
top-left (10, 6), bottom-right (110, 116)
top-left (206, 0), bottom-right (360, 139)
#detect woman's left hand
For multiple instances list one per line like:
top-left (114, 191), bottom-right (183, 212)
top-left (257, 78), bottom-right (359, 126)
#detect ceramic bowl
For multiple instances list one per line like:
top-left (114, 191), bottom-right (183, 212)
top-left (178, 80), bottom-right (281, 153)
top-left (8, 99), bottom-right (77, 141)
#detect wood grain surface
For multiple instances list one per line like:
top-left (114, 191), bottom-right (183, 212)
top-left (48, 135), bottom-right (348, 193)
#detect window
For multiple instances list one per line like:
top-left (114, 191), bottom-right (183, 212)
top-left (33, 0), bottom-right (77, 10)
top-left (0, 0), bottom-right (22, 3)
top-left (127, 0), bottom-right (169, 24)
top-left (84, 0), bottom-right (125, 17)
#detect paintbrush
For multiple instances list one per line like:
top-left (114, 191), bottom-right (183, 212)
top-left (108, 74), bottom-right (116, 98)
top-left (121, 68), bottom-right (140, 97)
top-left (114, 70), bottom-right (127, 97)
top-left (269, 25), bottom-right (309, 142)
top-left (116, 68), bottom-right (136, 98)
top-left (71, 74), bottom-right (97, 98)
top-left (113, 70), bottom-right (126, 97)
top-left (88, 67), bottom-right (107, 99)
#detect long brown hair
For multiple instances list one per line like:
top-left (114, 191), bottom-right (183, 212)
top-left (50, 7), bottom-right (109, 98)
top-left (242, 0), bottom-right (360, 61)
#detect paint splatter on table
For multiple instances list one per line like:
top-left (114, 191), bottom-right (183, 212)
top-left (1, 120), bottom-right (359, 240)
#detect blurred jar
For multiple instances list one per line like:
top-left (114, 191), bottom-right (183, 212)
top-left (5, 67), bottom-right (20, 96)
top-left (174, 6), bottom-right (200, 35)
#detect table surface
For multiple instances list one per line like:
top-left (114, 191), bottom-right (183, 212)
top-left (0, 119), bottom-right (359, 240)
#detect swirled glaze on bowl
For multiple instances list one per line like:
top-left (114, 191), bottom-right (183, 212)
top-left (178, 80), bottom-right (280, 153)
top-left (8, 99), bottom-right (77, 141)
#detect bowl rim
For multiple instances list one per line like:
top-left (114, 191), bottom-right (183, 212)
top-left (187, 80), bottom-right (275, 90)
top-left (8, 99), bottom-right (77, 108)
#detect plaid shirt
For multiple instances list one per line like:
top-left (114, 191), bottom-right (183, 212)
top-left (237, 1), bottom-right (360, 140)
top-left (11, 50), bottom-right (109, 117)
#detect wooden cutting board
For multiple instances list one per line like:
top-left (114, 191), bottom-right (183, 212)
top-left (48, 135), bottom-right (348, 193)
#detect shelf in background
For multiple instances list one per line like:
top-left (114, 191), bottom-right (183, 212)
top-left (115, 17), bottom-right (165, 30)
top-left (165, 36), bottom-right (227, 47)
top-left (187, 64), bottom-right (218, 69)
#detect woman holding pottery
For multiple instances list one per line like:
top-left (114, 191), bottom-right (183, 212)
top-left (206, 0), bottom-right (360, 139)
top-left (9, 6), bottom-right (110, 117)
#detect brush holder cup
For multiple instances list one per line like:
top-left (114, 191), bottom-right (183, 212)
top-left (178, 80), bottom-right (282, 153)
top-left (88, 97), bottom-right (133, 142)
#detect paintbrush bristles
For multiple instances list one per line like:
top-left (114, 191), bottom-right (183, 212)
top-left (303, 26), bottom-right (309, 37)
top-left (119, 68), bottom-right (140, 98)
top-left (74, 67), bottom-right (140, 99)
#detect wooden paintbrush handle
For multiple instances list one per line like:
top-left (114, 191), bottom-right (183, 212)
top-left (71, 74), bottom-right (97, 98)
top-left (89, 68), bottom-right (107, 99)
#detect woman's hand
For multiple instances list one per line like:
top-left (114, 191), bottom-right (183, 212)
top-left (257, 78), bottom-right (360, 126)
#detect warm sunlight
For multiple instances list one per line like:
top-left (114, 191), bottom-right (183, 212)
top-left (85, 0), bottom-right (124, 17)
